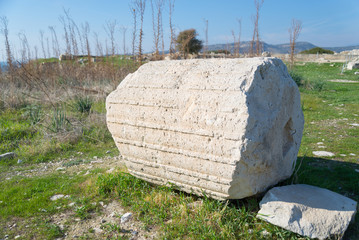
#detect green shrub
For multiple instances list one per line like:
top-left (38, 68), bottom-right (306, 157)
top-left (289, 70), bottom-right (304, 87)
top-left (73, 96), bottom-right (93, 114)
top-left (300, 47), bottom-right (334, 54)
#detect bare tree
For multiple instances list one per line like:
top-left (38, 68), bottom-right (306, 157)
top-left (93, 32), bottom-right (103, 56)
top-left (168, 0), bottom-right (175, 56)
top-left (250, 0), bottom-right (264, 57)
top-left (82, 22), bottom-right (91, 65)
top-left (204, 19), bottom-right (208, 58)
top-left (151, 0), bottom-right (164, 59)
top-left (130, 5), bottom-right (137, 59)
top-left (135, 0), bottom-right (146, 63)
top-left (289, 19), bottom-right (302, 68)
top-left (59, 15), bottom-right (71, 54)
top-left (105, 20), bottom-right (118, 56)
top-left (49, 26), bottom-right (60, 57)
top-left (237, 18), bottom-right (241, 57)
top-left (1, 17), bottom-right (13, 77)
top-left (18, 32), bottom-right (31, 62)
top-left (120, 26), bottom-right (128, 56)
top-left (39, 30), bottom-right (47, 58)
top-left (231, 30), bottom-right (236, 57)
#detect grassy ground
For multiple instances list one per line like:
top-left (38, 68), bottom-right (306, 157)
top-left (0, 60), bottom-right (358, 239)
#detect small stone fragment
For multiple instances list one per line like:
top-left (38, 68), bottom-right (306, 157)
top-left (50, 194), bottom-right (65, 201)
top-left (121, 212), bottom-right (133, 223)
top-left (0, 152), bottom-right (16, 160)
top-left (313, 151), bottom-right (335, 157)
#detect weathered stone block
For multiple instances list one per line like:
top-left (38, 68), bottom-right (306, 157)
top-left (257, 184), bottom-right (357, 239)
top-left (106, 58), bottom-right (304, 200)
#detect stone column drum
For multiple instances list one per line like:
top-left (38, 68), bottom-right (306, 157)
top-left (106, 58), bottom-right (304, 200)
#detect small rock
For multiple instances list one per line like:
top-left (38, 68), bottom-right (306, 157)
top-left (110, 212), bottom-right (117, 218)
top-left (93, 227), bottom-right (103, 233)
top-left (318, 146), bottom-right (326, 149)
top-left (101, 219), bottom-right (106, 223)
top-left (355, 72), bottom-right (359, 75)
top-left (121, 212), bottom-right (133, 223)
top-left (56, 167), bottom-right (65, 171)
top-left (340, 154), bottom-right (347, 157)
top-left (349, 123), bottom-right (359, 127)
top-left (132, 230), bottom-right (139, 236)
top-left (93, 156), bottom-right (98, 159)
top-left (313, 151), bottom-right (335, 157)
top-left (14, 236), bottom-right (20, 239)
top-left (317, 142), bottom-right (324, 145)
top-left (350, 153), bottom-right (356, 156)
top-left (17, 159), bottom-right (22, 164)
top-left (261, 229), bottom-right (271, 237)
top-left (68, 202), bottom-right (75, 207)
top-left (106, 150), bottom-right (111, 154)
top-left (106, 168), bottom-right (115, 173)
top-left (355, 169), bottom-right (359, 173)
top-left (0, 152), bottom-right (16, 160)
top-left (50, 194), bottom-right (65, 201)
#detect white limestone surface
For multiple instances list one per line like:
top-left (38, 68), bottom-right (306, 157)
top-left (257, 184), bottom-right (357, 239)
top-left (106, 58), bottom-right (304, 200)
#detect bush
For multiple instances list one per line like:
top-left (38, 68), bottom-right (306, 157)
top-left (289, 70), bottom-right (304, 87)
top-left (73, 96), bottom-right (93, 114)
top-left (300, 47), bottom-right (334, 54)
top-left (176, 29), bottom-right (203, 58)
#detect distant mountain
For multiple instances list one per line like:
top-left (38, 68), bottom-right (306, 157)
top-left (206, 41), bottom-right (359, 54)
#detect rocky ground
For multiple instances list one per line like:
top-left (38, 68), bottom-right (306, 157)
top-left (1, 154), bottom-right (159, 240)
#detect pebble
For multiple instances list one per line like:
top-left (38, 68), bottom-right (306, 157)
top-left (121, 212), bottom-right (133, 223)
top-left (340, 154), bottom-right (347, 157)
top-left (261, 229), bottom-right (271, 237)
top-left (132, 230), bottom-right (139, 236)
top-left (17, 159), bottom-right (22, 164)
top-left (50, 194), bottom-right (65, 201)
top-left (349, 153), bottom-right (356, 156)
top-left (317, 142), bottom-right (324, 145)
top-left (68, 202), bottom-right (75, 207)
top-left (349, 123), bottom-right (359, 127)
top-left (101, 219), bottom-right (107, 223)
top-left (14, 235), bottom-right (20, 239)
top-left (313, 151), bottom-right (335, 157)
top-left (56, 167), bottom-right (65, 171)
top-left (106, 150), bottom-right (111, 154)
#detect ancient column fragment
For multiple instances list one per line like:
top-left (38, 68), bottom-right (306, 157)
top-left (106, 58), bottom-right (304, 200)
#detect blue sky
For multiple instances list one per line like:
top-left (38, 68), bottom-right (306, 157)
top-left (0, 0), bottom-right (358, 60)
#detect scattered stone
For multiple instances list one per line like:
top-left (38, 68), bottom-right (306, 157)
top-left (328, 79), bottom-right (359, 83)
top-left (349, 123), bottom-right (359, 127)
top-left (121, 212), bottom-right (132, 223)
top-left (17, 159), bottom-right (22, 164)
top-left (261, 229), bottom-right (271, 237)
top-left (56, 167), bottom-right (65, 171)
top-left (101, 219), bottom-right (106, 223)
top-left (68, 202), bottom-right (75, 207)
top-left (318, 146), bottom-right (326, 149)
top-left (50, 194), bottom-right (65, 201)
top-left (257, 184), bottom-right (357, 240)
top-left (355, 169), bottom-right (359, 173)
top-left (313, 151), bottom-right (335, 157)
top-left (355, 72), bottom-right (359, 75)
top-left (14, 236), bottom-right (20, 239)
top-left (0, 152), bottom-right (16, 160)
top-left (132, 230), bottom-right (139, 236)
top-left (316, 142), bottom-right (324, 145)
top-left (349, 153), bottom-right (356, 156)
top-left (93, 227), bottom-right (103, 233)
top-left (106, 168), bottom-right (115, 173)
top-left (107, 58), bottom-right (304, 200)
top-left (106, 150), bottom-right (111, 154)
top-left (109, 212), bottom-right (117, 218)
top-left (340, 154), bottom-right (347, 157)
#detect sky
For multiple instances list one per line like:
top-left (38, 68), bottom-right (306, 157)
top-left (0, 0), bottom-right (359, 60)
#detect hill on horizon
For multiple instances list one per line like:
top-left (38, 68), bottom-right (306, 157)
top-left (206, 41), bottom-right (359, 54)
